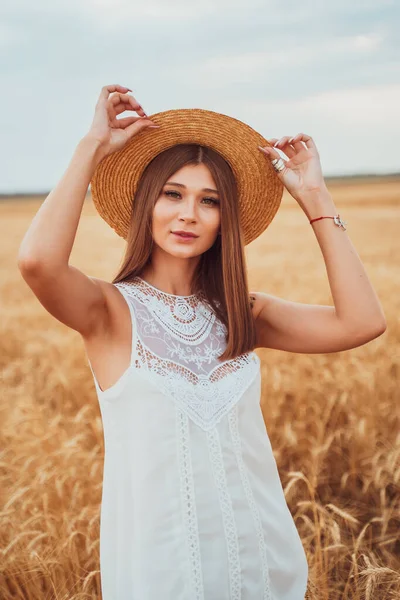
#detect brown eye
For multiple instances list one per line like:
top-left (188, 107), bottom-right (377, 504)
top-left (165, 190), bottom-right (219, 206)
top-left (202, 197), bottom-right (220, 206)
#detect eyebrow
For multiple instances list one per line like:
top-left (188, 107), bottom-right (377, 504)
top-left (165, 181), bottom-right (219, 194)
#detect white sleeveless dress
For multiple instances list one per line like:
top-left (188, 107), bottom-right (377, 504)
top-left (86, 276), bottom-right (308, 600)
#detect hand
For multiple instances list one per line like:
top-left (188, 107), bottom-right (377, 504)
top-left (85, 84), bottom-right (159, 160)
top-left (258, 133), bottom-right (329, 205)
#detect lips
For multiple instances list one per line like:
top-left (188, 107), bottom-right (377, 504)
top-left (172, 231), bottom-right (198, 238)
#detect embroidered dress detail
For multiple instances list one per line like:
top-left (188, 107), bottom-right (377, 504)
top-left (229, 406), bottom-right (273, 599)
top-left (86, 275), bottom-right (309, 600)
top-left (114, 278), bottom-right (261, 432)
top-left (207, 424), bottom-right (242, 599)
top-left (176, 407), bottom-right (204, 599)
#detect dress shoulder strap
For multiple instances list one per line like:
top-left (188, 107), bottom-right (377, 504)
top-left (112, 282), bottom-right (138, 369)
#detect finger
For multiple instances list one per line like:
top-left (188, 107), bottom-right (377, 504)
top-left (109, 93), bottom-right (147, 117)
top-left (123, 117), bottom-right (160, 138)
top-left (271, 136), bottom-right (296, 158)
top-left (96, 84), bottom-right (132, 109)
top-left (107, 100), bottom-right (124, 121)
top-left (110, 116), bottom-right (141, 128)
top-left (289, 133), bottom-right (317, 151)
top-left (111, 116), bottom-right (155, 129)
top-left (258, 144), bottom-right (289, 172)
top-left (109, 101), bottom-right (141, 118)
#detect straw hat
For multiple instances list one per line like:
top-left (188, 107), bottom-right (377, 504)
top-left (90, 108), bottom-right (284, 246)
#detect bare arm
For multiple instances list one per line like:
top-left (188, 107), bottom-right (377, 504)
top-left (17, 83), bottom-right (157, 338)
top-left (17, 136), bottom-right (110, 337)
top-left (253, 134), bottom-right (386, 353)
top-left (252, 190), bottom-right (386, 353)
top-left (18, 136), bottom-right (104, 268)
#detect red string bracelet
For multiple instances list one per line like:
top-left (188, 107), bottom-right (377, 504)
top-left (309, 214), bottom-right (347, 230)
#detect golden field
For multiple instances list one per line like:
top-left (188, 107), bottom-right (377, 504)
top-left (1, 177), bottom-right (399, 599)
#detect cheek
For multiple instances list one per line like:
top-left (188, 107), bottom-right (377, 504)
top-left (152, 200), bottom-right (174, 226)
top-left (204, 211), bottom-right (221, 234)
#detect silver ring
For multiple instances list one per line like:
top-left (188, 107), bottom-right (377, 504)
top-left (271, 157), bottom-right (286, 172)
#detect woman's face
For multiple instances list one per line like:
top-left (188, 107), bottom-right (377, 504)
top-left (151, 163), bottom-right (221, 257)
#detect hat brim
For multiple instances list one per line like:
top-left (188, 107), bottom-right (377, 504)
top-left (90, 108), bottom-right (284, 245)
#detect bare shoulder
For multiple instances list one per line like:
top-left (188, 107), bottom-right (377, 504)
top-left (89, 276), bottom-right (119, 301)
top-left (249, 291), bottom-right (263, 320)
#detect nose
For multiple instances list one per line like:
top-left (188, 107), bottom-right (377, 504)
top-left (178, 198), bottom-right (197, 222)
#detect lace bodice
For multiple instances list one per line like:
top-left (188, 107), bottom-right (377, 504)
top-left (113, 276), bottom-right (260, 431)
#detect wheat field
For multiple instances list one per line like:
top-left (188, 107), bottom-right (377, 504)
top-left (1, 177), bottom-right (399, 599)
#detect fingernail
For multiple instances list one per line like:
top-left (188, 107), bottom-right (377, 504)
top-left (148, 125), bottom-right (160, 128)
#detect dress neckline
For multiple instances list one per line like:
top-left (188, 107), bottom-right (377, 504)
top-left (136, 276), bottom-right (198, 300)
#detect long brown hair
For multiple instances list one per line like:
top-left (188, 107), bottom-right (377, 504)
top-left (112, 143), bottom-right (256, 361)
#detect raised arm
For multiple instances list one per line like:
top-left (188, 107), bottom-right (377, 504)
top-left (253, 133), bottom-right (386, 353)
top-left (17, 84), bottom-right (157, 339)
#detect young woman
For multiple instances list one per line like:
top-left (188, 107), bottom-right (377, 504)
top-left (18, 84), bottom-right (386, 600)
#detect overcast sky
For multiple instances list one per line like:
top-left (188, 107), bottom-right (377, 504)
top-left (1, 0), bottom-right (399, 193)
